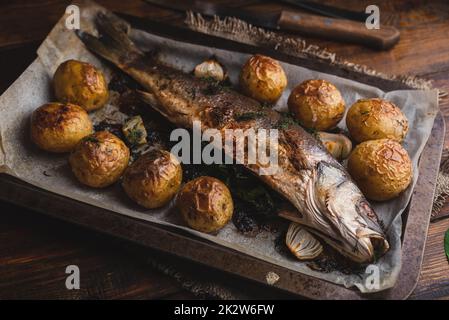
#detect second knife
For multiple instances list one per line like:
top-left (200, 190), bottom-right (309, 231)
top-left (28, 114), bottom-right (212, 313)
top-left (144, 0), bottom-right (400, 50)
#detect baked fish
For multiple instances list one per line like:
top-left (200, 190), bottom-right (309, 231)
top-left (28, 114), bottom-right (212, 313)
top-left (78, 12), bottom-right (389, 263)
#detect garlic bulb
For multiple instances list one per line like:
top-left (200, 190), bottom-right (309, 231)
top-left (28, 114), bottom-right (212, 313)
top-left (285, 223), bottom-right (323, 260)
top-left (317, 131), bottom-right (352, 161)
top-left (194, 59), bottom-right (226, 81)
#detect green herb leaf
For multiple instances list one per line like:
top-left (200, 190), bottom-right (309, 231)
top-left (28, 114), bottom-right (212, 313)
top-left (235, 111), bottom-right (267, 122)
top-left (260, 101), bottom-right (273, 109)
top-left (233, 184), bottom-right (274, 216)
top-left (83, 136), bottom-right (99, 144)
top-left (127, 129), bottom-right (144, 147)
top-left (445, 229), bottom-right (449, 262)
top-left (277, 113), bottom-right (297, 129)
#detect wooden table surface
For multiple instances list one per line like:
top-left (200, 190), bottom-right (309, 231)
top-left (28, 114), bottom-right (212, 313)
top-left (1, 0), bottom-right (449, 300)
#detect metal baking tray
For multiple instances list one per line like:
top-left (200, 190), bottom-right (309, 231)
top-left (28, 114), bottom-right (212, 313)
top-left (0, 18), bottom-right (444, 299)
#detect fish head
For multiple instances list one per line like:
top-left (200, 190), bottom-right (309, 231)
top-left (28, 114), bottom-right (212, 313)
top-left (313, 161), bottom-right (389, 264)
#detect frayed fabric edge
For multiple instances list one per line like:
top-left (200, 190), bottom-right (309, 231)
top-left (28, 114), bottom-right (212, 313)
top-left (185, 12), bottom-right (446, 98)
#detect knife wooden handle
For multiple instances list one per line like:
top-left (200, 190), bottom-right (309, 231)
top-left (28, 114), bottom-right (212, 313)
top-left (278, 11), bottom-right (400, 50)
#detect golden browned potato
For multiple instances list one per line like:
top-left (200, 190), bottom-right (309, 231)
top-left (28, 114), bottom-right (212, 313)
top-left (54, 60), bottom-right (109, 112)
top-left (177, 176), bottom-right (234, 233)
top-left (288, 79), bottom-right (345, 131)
top-left (346, 98), bottom-right (409, 143)
top-left (239, 54), bottom-right (287, 104)
top-left (348, 139), bottom-right (412, 201)
top-left (122, 150), bottom-right (182, 209)
top-left (31, 102), bottom-right (93, 153)
top-left (69, 131), bottom-right (130, 188)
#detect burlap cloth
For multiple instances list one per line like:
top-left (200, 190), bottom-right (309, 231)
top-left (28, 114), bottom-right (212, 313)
top-left (140, 15), bottom-right (449, 299)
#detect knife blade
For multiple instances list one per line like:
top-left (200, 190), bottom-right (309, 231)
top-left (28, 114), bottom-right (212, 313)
top-left (279, 0), bottom-right (368, 22)
top-left (145, 0), bottom-right (280, 29)
top-left (144, 0), bottom-right (400, 50)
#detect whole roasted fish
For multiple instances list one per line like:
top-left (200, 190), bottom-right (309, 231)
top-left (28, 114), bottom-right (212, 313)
top-left (78, 12), bottom-right (389, 263)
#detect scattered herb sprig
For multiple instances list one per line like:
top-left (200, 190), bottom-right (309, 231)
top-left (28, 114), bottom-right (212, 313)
top-left (235, 111), bottom-right (267, 122)
top-left (83, 136), bottom-right (99, 144)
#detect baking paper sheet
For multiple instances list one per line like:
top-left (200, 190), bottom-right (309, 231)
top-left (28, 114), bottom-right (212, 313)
top-left (0, 1), bottom-right (439, 292)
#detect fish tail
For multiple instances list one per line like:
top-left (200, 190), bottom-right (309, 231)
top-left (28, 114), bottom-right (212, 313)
top-left (76, 12), bottom-right (143, 66)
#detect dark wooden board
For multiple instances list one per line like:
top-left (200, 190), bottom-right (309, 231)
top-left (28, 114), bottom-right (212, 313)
top-left (0, 17), bottom-right (445, 298)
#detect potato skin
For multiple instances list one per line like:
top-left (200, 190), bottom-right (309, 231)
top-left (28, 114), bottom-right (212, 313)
top-left (177, 176), bottom-right (234, 233)
top-left (31, 102), bottom-right (93, 153)
top-left (348, 139), bottom-right (412, 201)
top-left (54, 60), bottom-right (109, 112)
top-left (122, 150), bottom-right (182, 209)
top-left (69, 131), bottom-right (130, 188)
top-left (239, 54), bottom-right (287, 104)
top-left (346, 98), bottom-right (408, 143)
top-left (288, 79), bottom-right (345, 131)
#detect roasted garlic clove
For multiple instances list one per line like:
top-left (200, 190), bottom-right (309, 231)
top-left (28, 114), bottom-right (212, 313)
top-left (317, 131), bottom-right (352, 160)
top-left (122, 115), bottom-right (147, 146)
top-left (286, 223), bottom-right (323, 260)
top-left (194, 59), bottom-right (226, 81)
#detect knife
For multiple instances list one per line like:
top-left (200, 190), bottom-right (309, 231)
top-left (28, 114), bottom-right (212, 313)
top-left (144, 0), bottom-right (399, 50)
top-left (279, 0), bottom-right (368, 22)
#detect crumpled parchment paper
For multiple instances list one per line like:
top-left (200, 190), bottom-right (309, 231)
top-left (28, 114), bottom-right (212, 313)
top-left (0, 0), bottom-right (439, 292)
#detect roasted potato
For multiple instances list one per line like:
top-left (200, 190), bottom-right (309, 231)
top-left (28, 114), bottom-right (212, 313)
top-left (177, 176), bottom-right (234, 233)
top-left (122, 150), bottom-right (182, 209)
top-left (31, 102), bottom-right (93, 153)
top-left (239, 54), bottom-right (287, 104)
top-left (348, 139), bottom-right (412, 201)
top-left (346, 98), bottom-right (408, 143)
top-left (69, 131), bottom-right (130, 188)
top-left (54, 60), bottom-right (109, 112)
top-left (288, 79), bottom-right (345, 131)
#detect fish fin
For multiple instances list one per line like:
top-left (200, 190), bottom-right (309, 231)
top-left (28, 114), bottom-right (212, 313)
top-left (278, 208), bottom-right (304, 224)
top-left (95, 12), bottom-right (137, 51)
top-left (135, 90), bottom-right (171, 119)
top-left (136, 89), bottom-right (158, 106)
top-left (76, 12), bottom-right (143, 66)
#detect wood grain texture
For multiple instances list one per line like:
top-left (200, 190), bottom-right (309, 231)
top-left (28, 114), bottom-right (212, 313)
top-left (0, 202), bottom-right (192, 299)
top-left (277, 10), bottom-right (400, 49)
top-left (0, 0), bottom-right (448, 299)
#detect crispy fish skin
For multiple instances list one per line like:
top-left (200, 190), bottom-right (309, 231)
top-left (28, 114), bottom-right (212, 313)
top-left (77, 12), bottom-right (389, 263)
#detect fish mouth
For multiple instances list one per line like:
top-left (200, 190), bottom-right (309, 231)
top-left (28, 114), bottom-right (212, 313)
top-left (370, 236), bottom-right (390, 258)
top-left (304, 224), bottom-right (389, 264)
top-left (340, 233), bottom-right (389, 264)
